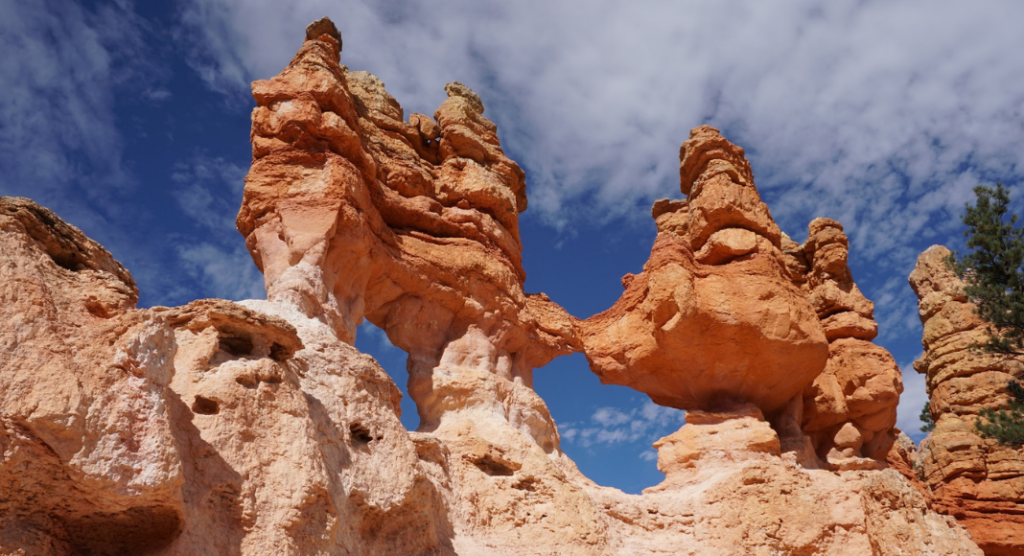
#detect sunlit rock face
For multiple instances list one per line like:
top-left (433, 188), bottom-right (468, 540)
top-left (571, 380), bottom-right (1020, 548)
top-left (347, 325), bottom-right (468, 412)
top-left (0, 16), bottom-right (990, 556)
top-left (236, 18), bottom-right (579, 456)
top-left (791, 219), bottom-right (903, 470)
top-left (581, 126), bottom-right (829, 415)
top-left (911, 245), bottom-right (1024, 556)
top-left (0, 196), bottom-right (449, 555)
top-left (235, 17), bottom-right (606, 553)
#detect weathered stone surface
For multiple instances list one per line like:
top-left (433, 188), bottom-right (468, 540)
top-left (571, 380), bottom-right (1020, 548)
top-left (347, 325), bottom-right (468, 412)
top-left (584, 406), bottom-right (980, 556)
top-left (236, 21), bottom-right (573, 458)
top-left (794, 218), bottom-right (903, 469)
top-left (0, 17), bottom-right (990, 556)
top-left (911, 245), bottom-right (1024, 556)
top-left (581, 126), bottom-right (829, 415)
top-left (0, 197), bottom-right (181, 554)
top-left (3, 195), bottom-right (980, 555)
top-left (0, 197), bottom-right (450, 554)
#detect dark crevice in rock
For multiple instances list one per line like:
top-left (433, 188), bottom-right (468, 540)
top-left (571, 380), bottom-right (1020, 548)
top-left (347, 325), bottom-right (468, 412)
top-left (218, 333), bottom-right (254, 357)
top-left (192, 396), bottom-right (220, 415)
top-left (62, 505), bottom-right (182, 556)
top-left (470, 454), bottom-right (516, 477)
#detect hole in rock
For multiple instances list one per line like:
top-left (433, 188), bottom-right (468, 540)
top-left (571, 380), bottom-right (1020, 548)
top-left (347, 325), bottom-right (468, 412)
top-left (471, 454), bottom-right (516, 477)
top-left (49, 251), bottom-right (86, 272)
top-left (353, 321), bottom-right (417, 430)
top-left (269, 342), bottom-right (289, 361)
top-left (522, 221), bottom-right (679, 493)
top-left (534, 353), bottom-right (687, 494)
top-left (350, 423), bottom-right (374, 445)
top-left (218, 333), bottom-right (253, 357)
top-left (192, 396), bottom-right (220, 415)
top-left (62, 505), bottom-right (181, 556)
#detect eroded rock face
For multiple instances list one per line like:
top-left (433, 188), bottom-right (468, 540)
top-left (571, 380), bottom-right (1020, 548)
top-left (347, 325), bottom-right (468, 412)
top-left (579, 127), bottom-right (902, 474)
top-left (581, 126), bottom-right (829, 415)
top-left (585, 405), bottom-right (980, 556)
top-left (238, 20), bottom-right (607, 553)
top-left (236, 18), bottom-right (575, 458)
top-left (0, 16), bottom-right (991, 556)
top-left (0, 197), bottom-right (451, 554)
top-left (0, 197), bottom-right (182, 554)
top-left (793, 219), bottom-right (903, 469)
top-left (911, 245), bottom-right (1024, 556)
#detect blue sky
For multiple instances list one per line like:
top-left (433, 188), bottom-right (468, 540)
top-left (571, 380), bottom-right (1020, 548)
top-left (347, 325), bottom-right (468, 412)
top-left (3, 0), bottom-right (1024, 494)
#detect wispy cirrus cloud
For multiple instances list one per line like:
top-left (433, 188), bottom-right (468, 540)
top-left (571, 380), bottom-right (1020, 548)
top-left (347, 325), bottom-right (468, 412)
top-left (171, 153), bottom-right (247, 232)
top-left (0, 0), bottom-right (152, 225)
top-left (170, 153), bottom-right (264, 302)
top-left (176, 241), bottom-right (265, 301)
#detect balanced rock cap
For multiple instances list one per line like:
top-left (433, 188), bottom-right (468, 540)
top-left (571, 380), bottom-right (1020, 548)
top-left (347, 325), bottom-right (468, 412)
top-left (306, 16), bottom-right (342, 50)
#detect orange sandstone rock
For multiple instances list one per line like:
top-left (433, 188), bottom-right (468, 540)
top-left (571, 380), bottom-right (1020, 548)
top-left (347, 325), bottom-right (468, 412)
top-left (911, 245), bottom-right (1024, 556)
top-left (581, 126), bottom-right (828, 415)
top-left (0, 16), bottom-right (990, 556)
top-left (796, 219), bottom-right (903, 469)
top-left (236, 22), bottom-right (577, 453)
top-left (0, 196), bottom-right (450, 554)
top-left (235, 21), bottom-right (608, 553)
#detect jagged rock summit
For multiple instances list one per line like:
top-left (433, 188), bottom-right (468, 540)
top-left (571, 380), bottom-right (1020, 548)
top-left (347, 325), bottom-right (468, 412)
top-left (581, 125), bottom-right (829, 415)
top-left (0, 16), bottom-right (986, 556)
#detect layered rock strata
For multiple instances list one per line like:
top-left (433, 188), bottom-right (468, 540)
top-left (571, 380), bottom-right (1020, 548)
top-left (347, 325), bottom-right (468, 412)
top-left (581, 126), bottom-right (829, 415)
top-left (579, 126), bottom-right (902, 473)
top-left (0, 200), bottom-right (982, 554)
top-left (237, 17), bottom-right (575, 457)
top-left (789, 219), bottom-right (903, 469)
top-left (239, 17), bottom-right (608, 552)
top-left (911, 245), bottom-right (1024, 556)
top-left (0, 16), bottom-right (989, 556)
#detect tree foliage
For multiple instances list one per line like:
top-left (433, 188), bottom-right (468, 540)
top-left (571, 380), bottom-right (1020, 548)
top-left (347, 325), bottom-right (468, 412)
top-left (949, 183), bottom-right (1024, 446)
top-left (975, 380), bottom-right (1024, 446)
top-left (919, 402), bottom-right (935, 433)
top-left (950, 183), bottom-right (1024, 355)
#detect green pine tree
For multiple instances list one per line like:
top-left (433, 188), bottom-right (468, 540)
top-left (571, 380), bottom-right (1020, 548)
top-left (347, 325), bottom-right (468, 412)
top-left (919, 401), bottom-right (935, 433)
top-left (949, 183), bottom-right (1024, 446)
top-left (976, 380), bottom-right (1024, 446)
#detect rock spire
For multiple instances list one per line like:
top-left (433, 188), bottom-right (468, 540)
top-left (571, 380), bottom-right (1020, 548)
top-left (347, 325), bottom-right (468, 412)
top-left (910, 245), bottom-right (1024, 555)
top-left (0, 17), bottom-right (987, 556)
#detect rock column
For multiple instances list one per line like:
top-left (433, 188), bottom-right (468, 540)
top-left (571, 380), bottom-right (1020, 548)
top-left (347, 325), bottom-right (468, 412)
top-left (910, 245), bottom-right (1024, 555)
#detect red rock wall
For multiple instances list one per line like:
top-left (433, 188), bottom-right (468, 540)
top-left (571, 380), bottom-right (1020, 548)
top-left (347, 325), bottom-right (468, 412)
top-left (911, 245), bottom-right (1024, 556)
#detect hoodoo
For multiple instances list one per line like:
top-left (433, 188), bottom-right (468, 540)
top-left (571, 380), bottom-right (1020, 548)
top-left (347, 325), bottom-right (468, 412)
top-left (0, 16), bottom-right (992, 556)
top-left (581, 125), bottom-right (829, 415)
top-left (911, 245), bottom-right (1024, 556)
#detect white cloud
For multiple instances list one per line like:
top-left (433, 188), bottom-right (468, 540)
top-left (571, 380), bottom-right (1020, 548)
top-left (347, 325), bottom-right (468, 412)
top-left (592, 407), bottom-right (634, 428)
top-left (143, 88), bottom-right (172, 102)
top-left (896, 357), bottom-right (931, 444)
top-left (179, 0), bottom-right (1024, 344)
top-left (171, 154), bottom-right (248, 232)
top-left (177, 242), bottom-right (266, 301)
top-left (562, 400), bottom-right (686, 449)
top-left (357, 320), bottom-right (402, 353)
top-left (0, 0), bottom-right (149, 223)
top-left (169, 153), bottom-right (264, 302)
